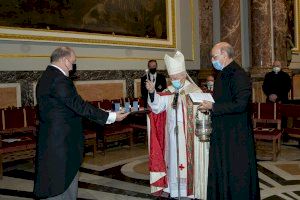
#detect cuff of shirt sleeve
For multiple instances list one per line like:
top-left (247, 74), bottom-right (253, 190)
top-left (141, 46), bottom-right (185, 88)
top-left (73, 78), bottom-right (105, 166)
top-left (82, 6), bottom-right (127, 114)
top-left (106, 112), bottom-right (116, 124)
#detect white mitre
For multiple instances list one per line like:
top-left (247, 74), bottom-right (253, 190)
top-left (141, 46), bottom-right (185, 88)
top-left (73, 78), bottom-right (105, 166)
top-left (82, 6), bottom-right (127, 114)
top-left (164, 51), bottom-right (186, 75)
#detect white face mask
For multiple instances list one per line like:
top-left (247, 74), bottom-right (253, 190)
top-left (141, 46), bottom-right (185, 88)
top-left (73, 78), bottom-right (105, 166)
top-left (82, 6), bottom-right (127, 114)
top-left (273, 67), bottom-right (281, 74)
top-left (207, 81), bottom-right (214, 90)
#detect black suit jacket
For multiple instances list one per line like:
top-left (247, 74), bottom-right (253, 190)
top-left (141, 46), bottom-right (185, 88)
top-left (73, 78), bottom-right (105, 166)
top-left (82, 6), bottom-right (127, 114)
top-left (140, 73), bottom-right (167, 107)
top-left (33, 66), bottom-right (109, 198)
top-left (262, 70), bottom-right (291, 103)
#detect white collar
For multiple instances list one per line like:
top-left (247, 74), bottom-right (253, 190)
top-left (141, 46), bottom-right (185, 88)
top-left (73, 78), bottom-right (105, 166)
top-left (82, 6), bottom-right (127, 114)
top-left (149, 72), bottom-right (157, 78)
top-left (50, 64), bottom-right (68, 77)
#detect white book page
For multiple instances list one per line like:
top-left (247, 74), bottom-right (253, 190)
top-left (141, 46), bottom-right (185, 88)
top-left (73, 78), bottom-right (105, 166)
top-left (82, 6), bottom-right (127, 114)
top-left (2, 138), bottom-right (21, 143)
top-left (189, 92), bottom-right (215, 103)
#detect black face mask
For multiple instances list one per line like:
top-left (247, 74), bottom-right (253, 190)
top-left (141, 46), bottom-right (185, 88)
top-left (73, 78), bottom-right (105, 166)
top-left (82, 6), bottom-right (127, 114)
top-left (69, 63), bottom-right (77, 78)
top-left (149, 68), bottom-right (157, 74)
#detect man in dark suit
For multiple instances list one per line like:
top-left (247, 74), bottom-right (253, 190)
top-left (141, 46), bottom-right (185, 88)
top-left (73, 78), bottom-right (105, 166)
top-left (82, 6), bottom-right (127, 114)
top-left (140, 60), bottom-right (167, 107)
top-left (33, 46), bottom-right (129, 199)
top-left (262, 60), bottom-right (291, 103)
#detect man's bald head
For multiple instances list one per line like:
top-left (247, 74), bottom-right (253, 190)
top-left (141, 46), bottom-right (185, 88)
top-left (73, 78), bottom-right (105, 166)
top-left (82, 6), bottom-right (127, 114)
top-left (50, 46), bottom-right (75, 63)
top-left (272, 60), bottom-right (282, 74)
top-left (211, 42), bottom-right (235, 69)
top-left (212, 42), bottom-right (235, 59)
top-left (273, 61), bottom-right (282, 68)
top-left (206, 75), bottom-right (214, 82)
top-left (50, 46), bottom-right (76, 76)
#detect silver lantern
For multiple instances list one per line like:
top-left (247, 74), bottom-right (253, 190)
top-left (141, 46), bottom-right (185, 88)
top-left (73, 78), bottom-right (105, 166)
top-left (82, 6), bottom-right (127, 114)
top-left (195, 110), bottom-right (212, 142)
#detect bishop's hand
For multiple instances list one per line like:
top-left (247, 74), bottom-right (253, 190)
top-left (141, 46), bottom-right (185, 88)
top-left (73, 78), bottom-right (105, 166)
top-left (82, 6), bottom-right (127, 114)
top-left (145, 79), bottom-right (155, 93)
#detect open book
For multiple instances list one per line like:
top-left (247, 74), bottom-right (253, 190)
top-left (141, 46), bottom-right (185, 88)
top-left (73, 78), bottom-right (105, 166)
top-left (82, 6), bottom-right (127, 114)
top-left (189, 92), bottom-right (215, 104)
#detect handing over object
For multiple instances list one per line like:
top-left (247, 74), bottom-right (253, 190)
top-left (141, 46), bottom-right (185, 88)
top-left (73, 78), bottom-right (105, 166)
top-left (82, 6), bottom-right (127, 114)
top-left (115, 110), bottom-right (130, 121)
top-left (198, 100), bottom-right (213, 112)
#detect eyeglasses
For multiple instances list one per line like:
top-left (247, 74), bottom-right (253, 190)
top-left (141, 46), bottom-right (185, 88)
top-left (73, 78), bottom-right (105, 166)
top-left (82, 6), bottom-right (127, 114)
top-left (211, 54), bottom-right (221, 60)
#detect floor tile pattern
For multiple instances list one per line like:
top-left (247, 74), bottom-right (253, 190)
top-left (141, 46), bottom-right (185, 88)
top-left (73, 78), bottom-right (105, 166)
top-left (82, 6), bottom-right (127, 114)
top-left (0, 144), bottom-right (299, 200)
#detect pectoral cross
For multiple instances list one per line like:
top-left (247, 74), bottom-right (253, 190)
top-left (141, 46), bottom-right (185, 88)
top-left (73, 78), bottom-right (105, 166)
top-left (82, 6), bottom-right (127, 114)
top-left (179, 164), bottom-right (185, 170)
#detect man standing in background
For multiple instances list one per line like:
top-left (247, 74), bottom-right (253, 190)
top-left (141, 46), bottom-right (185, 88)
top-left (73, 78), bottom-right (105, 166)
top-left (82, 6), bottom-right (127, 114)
top-left (141, 59), bottom-right (167, 107)
top-left (263, 60), bottom-right (291, 103)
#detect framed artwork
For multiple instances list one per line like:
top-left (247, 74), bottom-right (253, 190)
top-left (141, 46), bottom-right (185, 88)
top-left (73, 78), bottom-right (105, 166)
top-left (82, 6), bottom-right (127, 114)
top-left (0, 0), bottom-right (175, 48)
top-left (0, 83), bottom-right (21, 108)
top-left (33, 80), bottom-right (126, 105)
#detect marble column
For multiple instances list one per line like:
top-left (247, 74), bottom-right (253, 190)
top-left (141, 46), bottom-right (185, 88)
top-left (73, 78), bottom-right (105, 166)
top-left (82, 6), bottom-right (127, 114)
top-left (198, 0), bottom-right (214, 81)
top-left (220, 0), bottom-right (242, 65)
top-left (199, 0), bottom-right (213, 68)
top-left (250, 0), bottom-right (291, 103)
top-left (251, 0), bottom-right (272, 69)
top-left (273, 0), bottom-right (288, 67)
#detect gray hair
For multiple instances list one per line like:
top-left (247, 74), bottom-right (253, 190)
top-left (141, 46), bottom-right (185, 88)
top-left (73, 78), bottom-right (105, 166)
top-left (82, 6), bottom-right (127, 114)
top-left (220, 43), bottom-right (235, 59)
top-left (50, 47), bottom-right (73, 63)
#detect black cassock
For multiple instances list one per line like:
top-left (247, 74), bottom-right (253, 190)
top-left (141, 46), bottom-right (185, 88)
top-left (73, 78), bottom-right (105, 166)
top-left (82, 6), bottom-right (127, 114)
top-left (207, 61), bottom-right (260, 200)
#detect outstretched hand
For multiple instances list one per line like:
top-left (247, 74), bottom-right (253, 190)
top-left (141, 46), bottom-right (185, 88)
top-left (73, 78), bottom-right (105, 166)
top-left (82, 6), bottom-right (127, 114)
top-left (115, 110), bottom-right (130, 121)
top-left (269, 94), bottom-right (278, 102)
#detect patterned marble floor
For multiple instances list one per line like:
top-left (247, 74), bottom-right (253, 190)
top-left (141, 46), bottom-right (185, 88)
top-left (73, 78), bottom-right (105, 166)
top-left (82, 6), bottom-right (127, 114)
top-left (0, 142), bottom-right (299, 200)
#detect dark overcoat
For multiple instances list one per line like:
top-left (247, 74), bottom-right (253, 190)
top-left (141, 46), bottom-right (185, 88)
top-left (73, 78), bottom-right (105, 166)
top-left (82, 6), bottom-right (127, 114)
top-left (262, 70), bottom-right (291, 103)
top-left (207, 61), bottom-right (260, 200)
top-left (34, 66), bottom-right (109, 198)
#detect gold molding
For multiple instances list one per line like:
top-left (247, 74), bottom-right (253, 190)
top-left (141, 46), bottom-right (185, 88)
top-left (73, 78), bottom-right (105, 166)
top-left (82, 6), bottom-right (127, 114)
top-left (0, 53), bottom-right (195, 61)
top-left (0, 0), bottom-right (176, 49)
top-left (190, 0), bottom-right (196, 61)
top-left (171, 0), bottom-right (176, 49)
top-left (293, 0), bottom-right (300, 52)
top-left (0, 33), bottom-right (174, 48)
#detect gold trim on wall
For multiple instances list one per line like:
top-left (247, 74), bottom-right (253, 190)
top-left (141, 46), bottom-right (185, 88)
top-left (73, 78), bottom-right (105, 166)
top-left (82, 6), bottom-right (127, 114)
top-left (0, 0), bottom-right (199, 62)
top-left (294, 0), bottom-right (300, 52)
top-left (0, 0), bottom-right (175, 49)
top-left (190, 0), bottom-right (196, 60)
top-left (0, 54), bottom-right (196, 61)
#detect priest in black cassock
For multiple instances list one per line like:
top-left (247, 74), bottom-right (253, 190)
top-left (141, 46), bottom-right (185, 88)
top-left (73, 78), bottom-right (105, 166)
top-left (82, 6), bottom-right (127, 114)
top-left (262, 60), bottom-right (291, 103)
top-left (199, 42), bottom-right (260, 200)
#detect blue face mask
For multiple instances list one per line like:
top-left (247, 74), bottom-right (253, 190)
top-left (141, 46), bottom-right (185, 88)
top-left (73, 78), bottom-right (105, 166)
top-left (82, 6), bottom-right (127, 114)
top-left (171, 80), bottom-right (182, 90)
top-left (212, 60), bottom-right (223, 71)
